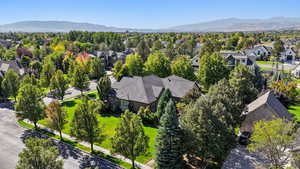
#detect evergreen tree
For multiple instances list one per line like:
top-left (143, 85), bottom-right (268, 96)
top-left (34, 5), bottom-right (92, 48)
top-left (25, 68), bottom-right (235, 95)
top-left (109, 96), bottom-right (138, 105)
top-left (155, 99), bottom-right (184, 169)
top-left (136, 39), bottom-right (150, 61)
top-left (96, 75), bottom-right (111, 102)
top-left (156, 89), bottom-right (172, 121)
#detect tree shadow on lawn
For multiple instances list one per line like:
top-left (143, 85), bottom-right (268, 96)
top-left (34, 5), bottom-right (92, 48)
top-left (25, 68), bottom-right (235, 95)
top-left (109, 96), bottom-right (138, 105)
top-left (79, 152), bottom-right (123, 169)
top-left (62, 100), bottom-right (77, 108)
top-left (20, 129), bottom-right (82, 160)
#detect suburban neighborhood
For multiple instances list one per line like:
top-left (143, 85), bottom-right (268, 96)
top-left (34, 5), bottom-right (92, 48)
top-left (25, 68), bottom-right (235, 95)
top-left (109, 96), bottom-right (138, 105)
top-left (1, 1), bottom-right (300, 169)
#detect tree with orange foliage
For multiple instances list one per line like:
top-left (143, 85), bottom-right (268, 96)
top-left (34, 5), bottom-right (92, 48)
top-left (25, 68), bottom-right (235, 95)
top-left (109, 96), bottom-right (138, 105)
top-left (45, 100), bottom-right (67, 140)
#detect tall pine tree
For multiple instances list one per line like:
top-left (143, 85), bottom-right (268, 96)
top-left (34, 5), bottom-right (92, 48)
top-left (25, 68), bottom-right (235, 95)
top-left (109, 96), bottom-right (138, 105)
top-left (155, 99), bottom-right (183, 169)
top-left (156, 89), bottom-right (172, 121)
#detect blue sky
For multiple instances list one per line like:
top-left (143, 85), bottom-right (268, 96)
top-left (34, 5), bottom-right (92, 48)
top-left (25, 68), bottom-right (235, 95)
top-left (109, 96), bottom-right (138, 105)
top-left (0, 0), bottom-right (299, 29)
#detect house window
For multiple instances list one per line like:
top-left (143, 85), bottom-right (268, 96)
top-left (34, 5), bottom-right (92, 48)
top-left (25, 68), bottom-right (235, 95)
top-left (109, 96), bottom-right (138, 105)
top-left (120, 100), bottom-right (129, 111)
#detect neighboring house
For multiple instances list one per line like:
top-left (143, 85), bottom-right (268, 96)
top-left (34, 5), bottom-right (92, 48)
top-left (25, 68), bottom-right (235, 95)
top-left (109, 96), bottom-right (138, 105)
top-left (242, 45), bottom-right (272, 60)
top-left (96, 48), bottom-right (135, 67)
top-left (292, 66), bottom-right (300, 78)
top-left (0, 60), bottom-right (25, 77)
top-left (239, 91), bottom-right (293, 137)
top-left (0, 39), bottom-right (12, 49)
top-left (191, 56), bottom-right (199, 69)
top-left (221, 51), bottom-right (256, 67)
top-left (110, 75), bottom-right (199, 112)
top-left (280, 47), bottom-right (297, 63)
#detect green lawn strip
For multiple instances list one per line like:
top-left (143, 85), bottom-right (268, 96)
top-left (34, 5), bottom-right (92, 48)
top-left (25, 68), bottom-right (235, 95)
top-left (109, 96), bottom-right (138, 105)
top-left (256, 61), bottom-right (277, 65)
top-left (39, 98), bottom-right (158, 164)
top-left (288, 104), bottom-right (300, 122)
top-left (18, 120), bottom-right (132, 169)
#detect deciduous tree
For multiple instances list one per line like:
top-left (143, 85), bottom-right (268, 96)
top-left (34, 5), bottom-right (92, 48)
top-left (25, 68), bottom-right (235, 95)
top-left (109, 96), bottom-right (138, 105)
top-left (171, 56), bottom-right (196, 81)
top-left (46, 101), bottom-right (67, 140)
top-left (125, 53), bottom-right (144, 76)
top-left (16, 138), bottom-right (63, 169)
top-left (144, 51), bottom-right (171, 78)
top-left (50, 70), bottom-right (68, 100)
top-left (70, 97), bottom-right (103, 152)
top-left (197, 53), bottom-right (229, 90)
top-left (248, 118), bottom-right (296, 169)
top-left (111, 110), bottom-right (149, 168)
top-left (1, 69), bottom-right (20, 100)
top-left (15, 84), bottom-right (45, 128)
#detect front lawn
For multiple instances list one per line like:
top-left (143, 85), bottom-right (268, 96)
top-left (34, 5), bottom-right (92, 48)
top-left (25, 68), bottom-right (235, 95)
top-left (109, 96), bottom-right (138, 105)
top-left (39, 97), bottom-right (158, 164)
top-left (256, 61), bottom-right (275, 65)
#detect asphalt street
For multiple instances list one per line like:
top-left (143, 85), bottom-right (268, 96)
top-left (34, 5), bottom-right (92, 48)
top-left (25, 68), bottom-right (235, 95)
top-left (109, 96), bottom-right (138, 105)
top-left (0, 108), bottom-right (122, 169)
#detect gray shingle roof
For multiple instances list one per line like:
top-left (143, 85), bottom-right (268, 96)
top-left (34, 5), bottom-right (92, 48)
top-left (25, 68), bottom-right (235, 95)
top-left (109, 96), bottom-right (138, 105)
top-left (241, 91), bottom-right (293, 132)
top-left (0, 60), bottom-right (24, 76)
top-left (111, 75), bottom-right (196, 104)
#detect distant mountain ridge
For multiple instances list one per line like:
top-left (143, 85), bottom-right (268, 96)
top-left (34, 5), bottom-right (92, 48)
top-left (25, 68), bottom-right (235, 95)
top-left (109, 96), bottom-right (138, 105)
top-left (1, 17), bottom-right (300, 33)
top-left (0, 21), bottom-right (146, 32)
top-left (167, 17), bottom-right (300, 32)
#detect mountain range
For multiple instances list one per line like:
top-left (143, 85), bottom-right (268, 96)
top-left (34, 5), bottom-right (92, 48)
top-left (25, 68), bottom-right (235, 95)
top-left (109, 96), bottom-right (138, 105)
top-left (1, 17), bottom-right (300, 33)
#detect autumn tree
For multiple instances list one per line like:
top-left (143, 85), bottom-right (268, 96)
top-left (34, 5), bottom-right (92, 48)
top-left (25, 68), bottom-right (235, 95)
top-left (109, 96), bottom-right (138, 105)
top-left (1, 69), bottom-right (20, 100)
top-left (15, 84), bottom-right (45, 128)
top-left (70, 97), bottom-right (103, 152)
top-left (248, 118), bottom-right (296, 169)
top-left (50, 70), bottom-right (68, 100)
top-left (45, 101), bottom-right (67, 140)
top-left (111, 110), bottom-right (149, 168)
top-left (16, 138), bottom-right (63, 169)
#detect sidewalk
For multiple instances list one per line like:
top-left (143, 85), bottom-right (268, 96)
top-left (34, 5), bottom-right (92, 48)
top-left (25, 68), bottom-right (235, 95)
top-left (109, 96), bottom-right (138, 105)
top-left (24, 120), bottom-right (152, 169)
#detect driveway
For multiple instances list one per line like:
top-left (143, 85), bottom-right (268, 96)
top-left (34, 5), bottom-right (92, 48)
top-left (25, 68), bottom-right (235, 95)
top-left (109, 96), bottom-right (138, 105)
top-left (43, 80), bottom-right (97, 105)
top-left (0, 108), bottom-right (122, 169)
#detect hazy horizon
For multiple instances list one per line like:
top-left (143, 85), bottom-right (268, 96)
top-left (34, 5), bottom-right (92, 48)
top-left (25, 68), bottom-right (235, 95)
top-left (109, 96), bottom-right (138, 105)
top-left (0, 0), bottom-right (299, 29)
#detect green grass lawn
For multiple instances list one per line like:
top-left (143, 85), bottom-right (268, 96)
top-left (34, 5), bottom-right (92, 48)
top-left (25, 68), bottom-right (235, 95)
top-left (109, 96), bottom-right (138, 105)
top-left (39, 97), bottom-right (158, 164)
top-left (256, 61), bottom-right (276, 65)
top-left (288, 103), bottom-right (300, 122)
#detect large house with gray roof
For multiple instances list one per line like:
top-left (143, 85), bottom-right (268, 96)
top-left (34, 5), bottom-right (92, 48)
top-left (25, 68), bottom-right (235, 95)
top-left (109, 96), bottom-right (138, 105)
top-left (109, 75), bottom-right (199, 112)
